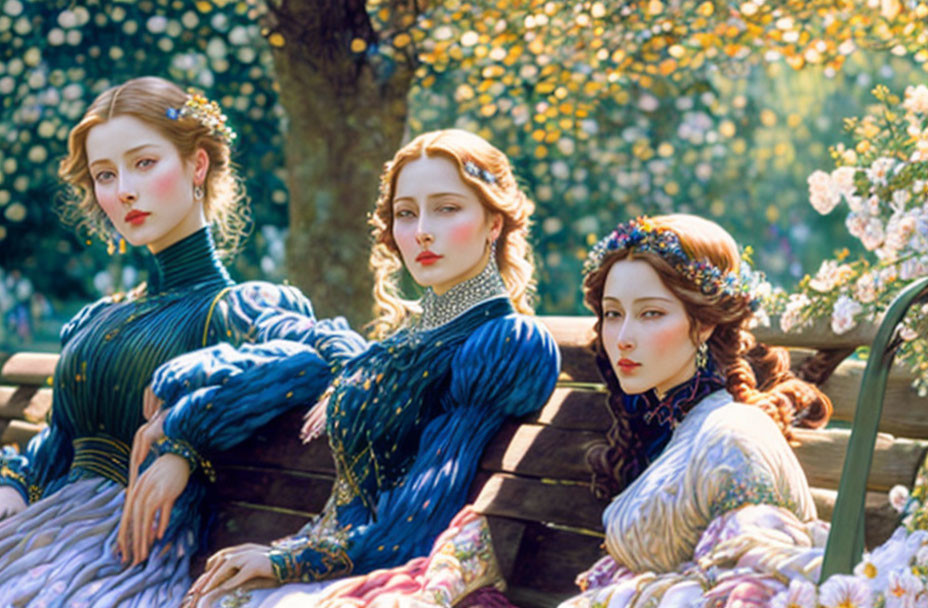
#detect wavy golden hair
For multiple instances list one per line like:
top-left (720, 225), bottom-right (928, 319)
top-left (582, 214), bottom-right (833, 498)
top-left (368, 129), bottom-right (537, 338)
top-left (58, 76), bottom-right (248, 258)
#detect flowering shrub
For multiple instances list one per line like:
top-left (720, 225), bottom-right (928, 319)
top-left (768, 454), bottom-right (928, 608)
top-left (766, 454), bottom-right (928, 608)
top-left (787, 84), bottom-right (928, 396)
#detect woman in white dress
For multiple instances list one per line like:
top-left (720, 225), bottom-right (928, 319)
top-left (561, 213), bottom-right (842, 607)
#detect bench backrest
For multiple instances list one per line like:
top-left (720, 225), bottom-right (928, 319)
top-left (3, 316), bottom-right (928, 606)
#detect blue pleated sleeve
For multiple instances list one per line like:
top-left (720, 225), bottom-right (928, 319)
top-left (149, 282), bottom-right (368, 467)
top-left (268, 313), bottom-right (560, 582)
top-left (0, 297), bottom-right (113, 504)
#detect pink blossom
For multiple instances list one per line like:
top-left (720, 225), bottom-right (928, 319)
top-left (809, 170), bottom-right (842, 214)
top-left (831, 295), bottom-right (863, 335)
top-left (904, 84), bottom-right (928, 115)
top-left (888, 485), bottom-right (910, 513)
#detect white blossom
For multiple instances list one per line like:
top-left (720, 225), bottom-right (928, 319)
top-left (847, 213), bottom-right (868, 239)
top-left (780, 293), bottom-right (811, 333)
top-left (771, 578), bottom-right (817, 608)
top-left (904, 84), bottom-right (928, 115)
top-left (884, 569), bottom-right (923, 608)
top-left (889, 485), bottom-right (910, 513)
top-left (810, 260), bottom-right (854, 292)
top-left (809, 170), bottom-right (842, 214)
top-left (861, 218), bottom-right (886, 251)
top-left (867, 157), bottom-right (896, 187)
top-left (854, 272), bottom-right (879, 304)
top-left (819, 574), bottom-right (872, 608)
top-left (832, 295), bottom-right (864, 335)
top-left (832, 166), bottom-right (859, 199)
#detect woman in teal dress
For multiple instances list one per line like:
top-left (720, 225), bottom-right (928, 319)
top-left (0, 77), bottom-right (336, 607)
top-left (142, 129), bottom-right (561, 607)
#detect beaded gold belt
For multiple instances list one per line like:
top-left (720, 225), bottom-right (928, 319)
top-left (71, 435), bottom-right (131, 486)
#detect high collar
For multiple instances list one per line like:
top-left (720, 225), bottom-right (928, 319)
top-left (149, 227), bottom-right (233, 294)
top-left (622, 359), bottom-right (726, 429)
top-left (415, 254), bottom-right (509, 332)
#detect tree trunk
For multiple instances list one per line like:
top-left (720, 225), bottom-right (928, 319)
top-left (265, 0), bottom-right (418, 328)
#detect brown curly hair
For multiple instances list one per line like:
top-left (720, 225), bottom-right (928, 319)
top-left (583, 214), bottom-right (832, 499)
top-left (367, 129), bottom-right (537, 339)
top-left (58, 76), bottom-right (248, 258)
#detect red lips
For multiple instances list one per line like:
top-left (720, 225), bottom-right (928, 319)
top-left (616, 358), bottom-right (641, 372)
top-left (415, 251), bottom-right (442, 266)
top-left (124, 210), bottom-right (150, 225)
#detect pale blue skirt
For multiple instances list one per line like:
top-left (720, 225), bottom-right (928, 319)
top-left (0, 476), bottom-right (194, 608)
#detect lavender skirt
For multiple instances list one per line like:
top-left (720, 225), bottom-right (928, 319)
top-left (0, 477), bottom-right (195, 608)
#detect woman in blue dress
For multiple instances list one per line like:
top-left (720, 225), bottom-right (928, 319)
top-left (149, 129), bottom-right (561, 607)
top-left (0, 77), bottom-right (335, 607)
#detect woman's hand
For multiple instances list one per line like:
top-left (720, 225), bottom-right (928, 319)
top-left (117, 451), bottom-right (190, 565)
top-left (143, 384), bottom-right (164, 421)
top-left (300, 388), bottom-right (332, 444)
top-left (185, 543), bottom-right (275, 607)
top-left (0, 485), bottom-right (26, 520)
top-left (118, 405), bottom-right (168, 561)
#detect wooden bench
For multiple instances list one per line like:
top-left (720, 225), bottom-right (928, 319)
top-left (2, 316), bottom-right (928, 607)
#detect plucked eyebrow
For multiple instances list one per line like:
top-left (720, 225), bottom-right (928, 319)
top-left (602, 295), bottom-right (675, 305)
top-left (88, 143), bottom-right (161, 169)
top-left (393, 192), bottom-right (469, 205)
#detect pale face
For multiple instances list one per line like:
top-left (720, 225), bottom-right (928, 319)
top-left (86, 115), bottom-right (208, 254)
top-left (601, 259), bottom-right (712, 397)
top-left (392, 155), bottom-right (501, 295)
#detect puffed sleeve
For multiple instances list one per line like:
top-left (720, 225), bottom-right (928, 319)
top-left (268, 314), bottom-right (560, 582)
top-left (0, 298), bottom-right (113, 503)
top-left (691, 405), bottom-right (816, 525)
top-left (148, 282), bottom-right (368, 472)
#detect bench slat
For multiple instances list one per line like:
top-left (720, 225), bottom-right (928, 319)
top-left (0, 386), bottom-right (52, 423)
top-left (471, 472), bottom-right (607, 531)
top-left (211, 408), bottom-right (336, 475)
top-left (823, 360), bottom-right (928, 437)
top-left (0, 419), bottom-right (44, 449)
top-left (526, 388), bottom-right (610, 431)
top-left (480, 423), bottom-right (604, 482)
top-left (794, 428), bottom-right (926, 493)
top-left (810, 487), bottom-right (897, 547)
top-left (212, 465), bottom-right (334, 515)
top-left (0, 353), bottom-right (57, 386)
top-left (506, 521), bottom-right (603, 603)
top-left (195, 502), bottom-right (311, 576)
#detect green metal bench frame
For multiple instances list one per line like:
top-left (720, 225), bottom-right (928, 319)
top-left (821, 276), bottom-right (928, 579)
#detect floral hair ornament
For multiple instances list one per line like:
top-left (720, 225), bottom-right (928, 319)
top-left (166, 89), bottom-right (237, 145)
top-left (583, 216), bottom-right (763, 310)
top-left (463, 160), bottom-right (497, 185)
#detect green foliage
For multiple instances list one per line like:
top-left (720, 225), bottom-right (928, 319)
top-left (5, 0), bottom-right (928, 332)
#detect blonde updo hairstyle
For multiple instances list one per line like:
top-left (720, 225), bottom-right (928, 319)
top-left (368, 129), bottom-right (537, 339)
top-left (583, 214), bottom-right (833, 498)
top-left (58, 76), bottom-right (248, 257)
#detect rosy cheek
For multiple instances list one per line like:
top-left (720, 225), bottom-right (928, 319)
top-left (650, 318), bottom-right (691, 356)
top-left (449, 220), bottom-right (481, 246)
top-left (392, 225), bottom-right (418, 257)
top-left (95, 189), bottom-right (121, 220)
top-left (153, 165), bottom-right (183, 199)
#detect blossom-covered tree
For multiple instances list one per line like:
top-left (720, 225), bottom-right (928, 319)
top-left (3, 0), bottom-right (928, 329)
top-left (247, 0), bottom-right (928, 322)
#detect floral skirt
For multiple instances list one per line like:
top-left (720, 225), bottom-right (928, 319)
top-left (0, 476), bottom-right (195, 608)
top-left (211, 507), bottom-right (509, 608)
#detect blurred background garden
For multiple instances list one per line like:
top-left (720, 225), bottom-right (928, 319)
top-left (2, 0), bottom-right (927, 359)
